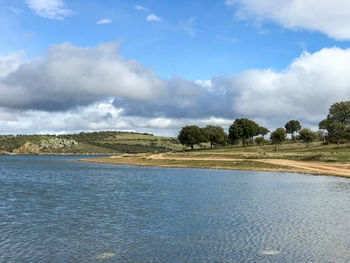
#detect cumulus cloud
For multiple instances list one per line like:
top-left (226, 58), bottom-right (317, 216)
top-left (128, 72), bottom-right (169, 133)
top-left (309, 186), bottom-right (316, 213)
top-left (1, 42), bottom-right (350, 135)
top-left (225, 0), bottom-right (350, 40)
top-left (147, 14), bottom-right (162, 22)
top-left (26, 0), bottom-right (73, 20)
top-left (115, 77), bottom-right (232, 119)
top-left (0, 51), bottom-right (24, 78)
top-left (0, 102), bottom-right (232, 136)
top-left (97, 19), bottom-right (112, 24)
top-left (0, 42), bottom-right (164, 111)
top-left (214, 47), bottom-right (350, 124)
top-left (116, 47), bottom-right (350, 128)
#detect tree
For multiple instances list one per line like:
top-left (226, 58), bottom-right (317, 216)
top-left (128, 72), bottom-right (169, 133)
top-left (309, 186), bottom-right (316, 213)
top-left (328, 101), bottom-right (350, 125)
top-left (254, 136), bottom-right (267, 145)
top-left (319, 101), bottom-right (350, 145)
top-left (318, 118), bottom-right (330, 131)
top-left (178, 126), bottom-right (208, 149)
top-left (329, 122), bottom-right (347, 145)
top-left (270, 128), bottom-right (286, 149)
top-left (285, 120), bottom-right (301, 140)
top-left (228, 118), bottom-right (259, 147)
top-left (299, 128), bottom-right (317, 147)
top-left (204, 125), bottom-right (227, 148)
top-left (258, 126), bottom-right (269, 138)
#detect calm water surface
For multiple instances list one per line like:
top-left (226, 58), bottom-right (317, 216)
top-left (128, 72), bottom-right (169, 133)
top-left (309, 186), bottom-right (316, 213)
top-left (0, 155), bottom-right (350, 262)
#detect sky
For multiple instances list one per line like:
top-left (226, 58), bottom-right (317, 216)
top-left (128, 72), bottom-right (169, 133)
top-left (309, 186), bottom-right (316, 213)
top-left (1, 0), bottom-right (350, 136)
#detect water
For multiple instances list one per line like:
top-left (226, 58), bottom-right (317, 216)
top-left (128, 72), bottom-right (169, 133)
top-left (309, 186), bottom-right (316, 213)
top-left (0, 155), bottom-right (350, 262)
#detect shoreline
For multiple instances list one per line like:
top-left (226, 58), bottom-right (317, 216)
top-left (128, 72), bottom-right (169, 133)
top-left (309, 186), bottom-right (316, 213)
top-left (79, 153), bottom-right (350, 178)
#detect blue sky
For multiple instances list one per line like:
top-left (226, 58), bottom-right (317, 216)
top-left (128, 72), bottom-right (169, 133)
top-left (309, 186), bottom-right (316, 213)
top-left (1, 0), bottom-right (350, 135)
top-left (2, 0), bottom-right (347, 79)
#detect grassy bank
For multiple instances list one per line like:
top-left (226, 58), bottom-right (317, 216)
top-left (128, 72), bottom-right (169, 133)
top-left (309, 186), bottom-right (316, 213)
top-left (81, 141), bottom-right (350, 178)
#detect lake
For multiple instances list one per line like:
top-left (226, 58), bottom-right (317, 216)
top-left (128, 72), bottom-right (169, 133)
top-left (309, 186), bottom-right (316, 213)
top-left (0, 155), bottom-right (349, 262)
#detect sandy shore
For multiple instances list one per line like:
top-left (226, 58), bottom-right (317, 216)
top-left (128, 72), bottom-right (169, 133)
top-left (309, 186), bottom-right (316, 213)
top-left (79, 153), bottom-right (350, 178)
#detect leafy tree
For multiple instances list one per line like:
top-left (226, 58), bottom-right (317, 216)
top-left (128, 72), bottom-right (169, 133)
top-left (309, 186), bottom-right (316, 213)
top-left (299, 128), bottom-right (317, 147)
top-left (204, 125), bottom-right (227, 148)
top-left (254, 136), bottom-right (267, 145)
top-left (318, 118), bottom-right (330, 131)
top-left (319, 101), bottom-right (350, 145)
top-left (178, 126), bottom-right (208, 149)
top-left (346, 126), bottom-right (350, 139)
top-left (258, 126), bottom-right (269, 138)
top-left (328, 122), bottom-right (347, 145)
top-left (285, 120), bottom-right (301, 140)
top-left (328, 101), bottom-right (350, 125)
top-left (228, 118), bottom-right (259, 147)
top-left (270, 128), bottom-right (286, 149)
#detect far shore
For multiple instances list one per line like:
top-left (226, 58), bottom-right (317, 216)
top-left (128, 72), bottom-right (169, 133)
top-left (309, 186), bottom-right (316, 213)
top-left (79, 151), bottom-right (350, 178)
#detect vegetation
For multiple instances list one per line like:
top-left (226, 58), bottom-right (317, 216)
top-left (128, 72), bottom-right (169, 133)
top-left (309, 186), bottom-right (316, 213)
top-left (285, 120), bottom-right (301, 140)
top-left (82, 100), bottom-right (350, 178)
top-left (178, 126), bottom-right (208, 149)
top-left (328, 101), bottom-right (350, 124)
top-left (299, 128), bottom-right (317, 147)
top-left (258, 126), bottom-right (269, 138)
top-left (228, 118), bottom-right (259, 147)
top-left (270, 128), bottom-right (287, 149)
top-left (0, 131), bottom-right (184, 154)
top-left (204, 125), bottom-right (227, 148)
top-left (176, 100), bottom-right (350, 151)
top-left (85, 141), bottom-right (350, 177)
top-left (319, 100), bottom-right (350, 144)
top-left (254, 136), bottom-right (267, 145)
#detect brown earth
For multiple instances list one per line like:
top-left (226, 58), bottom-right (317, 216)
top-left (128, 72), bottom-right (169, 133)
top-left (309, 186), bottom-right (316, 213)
top-left (145, 153), bottom-right (350, 177)
top-left (82, 153), bottom-right (350, 178)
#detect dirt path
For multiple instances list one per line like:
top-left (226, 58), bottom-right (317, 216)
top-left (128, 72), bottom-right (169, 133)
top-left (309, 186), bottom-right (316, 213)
top-left (257, 159), bottom-right (350, 176)
top-left (147, 153), bottom-right (350, 177)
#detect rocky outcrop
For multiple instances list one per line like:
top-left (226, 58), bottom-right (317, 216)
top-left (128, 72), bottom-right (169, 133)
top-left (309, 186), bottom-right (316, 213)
top-left (13, 138), bottom-right (78, 154)
top-left (13, 142), bottom-right (41, 154)
top-left (39, 138), bottom-right (78, 150)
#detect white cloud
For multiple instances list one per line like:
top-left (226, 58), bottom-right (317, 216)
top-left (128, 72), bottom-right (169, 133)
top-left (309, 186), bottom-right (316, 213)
top-left (0, 41), bottom-right (164, 111)
top-left (214, 47), bottom-right (350, 124)
top-left (225, 0), bottom-right (350, 40)
top-left (135, 5), bottom-right (149, 12)
top-left (1, 42), bottom-right (350, 135)
top-left (97, 19), bottom-right (112, 24)
top-left (0, 51), bottom-right (24, 78)
top-left (0, 102), bottom-right (233, 136)
top-left (26, 0), bottom-right (73, 20)
top-left (195, 80), bottom-right (212, 88)
top-left (147, 14), bottom-right (161, 22)
top-left (119, 47), bottom-right (350, 130)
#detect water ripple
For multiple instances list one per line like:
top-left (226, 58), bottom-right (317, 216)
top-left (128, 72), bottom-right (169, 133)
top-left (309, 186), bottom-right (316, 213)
top-left (0, 155), bottom-right (350, 262)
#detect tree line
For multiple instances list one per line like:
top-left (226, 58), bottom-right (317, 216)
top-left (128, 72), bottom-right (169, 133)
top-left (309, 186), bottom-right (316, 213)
top-left (178, 100), bottom-right (350, 149)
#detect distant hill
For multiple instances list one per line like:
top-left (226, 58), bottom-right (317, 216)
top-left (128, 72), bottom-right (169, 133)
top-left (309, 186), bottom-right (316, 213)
top-left (0, 131), bottom-right (185, 154)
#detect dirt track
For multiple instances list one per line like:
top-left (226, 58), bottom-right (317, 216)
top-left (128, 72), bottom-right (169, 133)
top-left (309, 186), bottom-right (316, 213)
top-left (147, 153), bottom-right (350, 177)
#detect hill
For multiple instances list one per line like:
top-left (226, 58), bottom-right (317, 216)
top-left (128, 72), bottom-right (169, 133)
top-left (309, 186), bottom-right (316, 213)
top-left (0, 131), bottom-right (185, 154)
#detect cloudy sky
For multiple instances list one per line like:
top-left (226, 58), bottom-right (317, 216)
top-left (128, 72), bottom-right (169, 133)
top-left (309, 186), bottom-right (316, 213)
top-left (1, 0), bottom-right (350, 136)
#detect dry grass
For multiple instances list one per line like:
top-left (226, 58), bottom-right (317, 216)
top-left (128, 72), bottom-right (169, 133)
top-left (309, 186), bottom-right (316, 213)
top-left (80, 141), bottom-right (350, 178)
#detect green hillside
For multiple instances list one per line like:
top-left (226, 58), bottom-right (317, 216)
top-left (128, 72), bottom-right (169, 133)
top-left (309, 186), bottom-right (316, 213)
top-left (0, 131), bottom-right (184, 154)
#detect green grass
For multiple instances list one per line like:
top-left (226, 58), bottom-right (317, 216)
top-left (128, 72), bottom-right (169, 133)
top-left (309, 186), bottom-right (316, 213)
top-left (165, 141), bottom-right (350, 163)
top-left (0, 131), bottom-right (184, 154)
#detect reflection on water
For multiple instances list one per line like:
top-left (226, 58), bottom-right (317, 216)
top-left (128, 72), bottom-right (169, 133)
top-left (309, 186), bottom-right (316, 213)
top-left (0, 155), bottom-right (350, 262)
top-left (260, 250), bottom-right (280, 255)
top-left (96, 252), bottom-right (116, 259)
